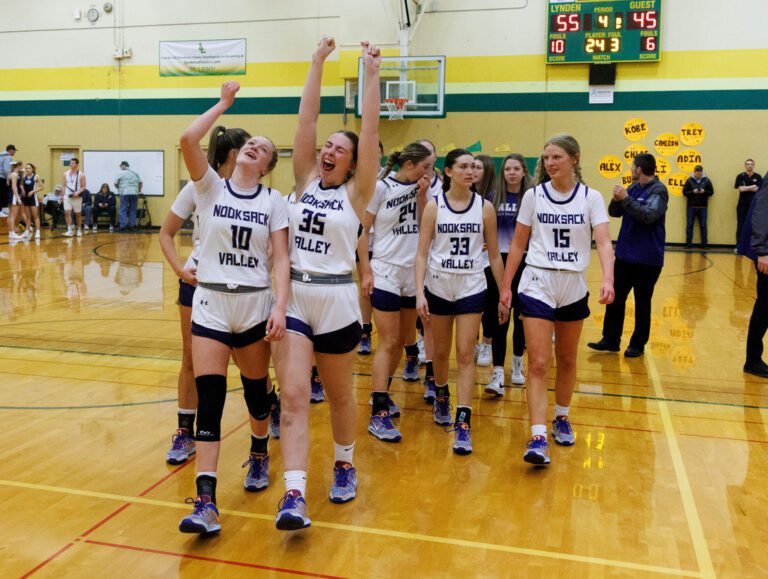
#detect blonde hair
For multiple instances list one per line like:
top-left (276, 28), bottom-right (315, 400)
top-left (543, 134), bottom-right (584, 184)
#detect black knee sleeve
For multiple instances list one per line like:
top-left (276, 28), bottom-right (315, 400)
top-left (242, 375), bottom-right (270, 421)
top-left (195, 374), bottom-right (227, 441)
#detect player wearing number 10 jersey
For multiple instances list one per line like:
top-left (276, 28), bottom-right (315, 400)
top-left (177, 81), bottom-right (290, 535)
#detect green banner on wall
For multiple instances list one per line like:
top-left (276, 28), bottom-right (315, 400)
top-left (159, 39), bottom-right (246, 77)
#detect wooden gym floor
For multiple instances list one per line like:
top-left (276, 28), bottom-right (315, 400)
top-left (0, 229), bottom-right (766, 578)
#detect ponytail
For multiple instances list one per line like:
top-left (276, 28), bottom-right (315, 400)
top-left (207, 125), bottom-right (251, 173)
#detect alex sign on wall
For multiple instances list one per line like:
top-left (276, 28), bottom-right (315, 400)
top-left (159, 39), bottom-right (246, 76)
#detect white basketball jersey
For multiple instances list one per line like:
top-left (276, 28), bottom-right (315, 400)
top-left (368, 176), bottom-right (419, 266)
top-left (171, 182), bottom-right (202, 270)
top-left (429, 192), bottom-right (485, 274)
top-left (289, 178), bottom-right (360, 275)
top-left (428, 173), bottom-right (443, 200)
top-left (193, 166), bottom-right (288, 286)
top-left (517, 182), bottom-right (609, 272)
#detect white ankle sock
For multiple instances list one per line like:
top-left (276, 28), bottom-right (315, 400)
top-left (554, 404), bottom-right (570, 418)
top-left (531, 424), bottom-right (547, 438)
top-left (333, 441), bottom-right (355, 464)
top-left (284, 470), bottom-right (307, 495)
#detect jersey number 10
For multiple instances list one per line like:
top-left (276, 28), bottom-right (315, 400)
top-left (231, 225), bottom-right (253, 250)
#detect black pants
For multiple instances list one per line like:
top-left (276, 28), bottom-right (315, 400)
top-left (746, 268), bottom-right (768, 364)
top-left (93, 206), bottom-right (116, 226)
top-left (601, 259), bottom-right (662, 350)
top-left (737, 200), bottom-right (752, 245)
top-left (44, 201), bottom-right (64, 229)
top-left (482, 255), bottom-right (526, 367)
top-left (0, 179), bottom-right (9, 211)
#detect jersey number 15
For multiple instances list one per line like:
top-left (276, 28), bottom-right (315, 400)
top-left (553, 228), bottom-right (570, 248)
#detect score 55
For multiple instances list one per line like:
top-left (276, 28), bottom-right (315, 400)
top-left (552, 13), bottom-right (580, 32)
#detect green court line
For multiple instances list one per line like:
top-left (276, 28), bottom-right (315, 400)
top-left (0, 341), bottom-right (765, 411)
top-left (3, 89), bottom-right (768, 116)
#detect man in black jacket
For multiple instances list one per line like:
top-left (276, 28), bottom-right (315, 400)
top-left (92, 186), bottom-right (117, 231)
top-left (735, 159), bottom-right (762, 253)
top-left (683, 165), bottom-right (714, 249)
top-left (745, 180), bottom-right (768, 377)
top-left (588, 153), bottom-right (668, 358)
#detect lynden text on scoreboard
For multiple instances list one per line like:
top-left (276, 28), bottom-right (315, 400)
top-left (547, 0), bottom-right (661, 64)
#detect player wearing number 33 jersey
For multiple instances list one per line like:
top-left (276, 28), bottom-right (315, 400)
top-left (516, 181), bottom-right (609, 320)
top-left (425, 190), bottom-right (487, 314)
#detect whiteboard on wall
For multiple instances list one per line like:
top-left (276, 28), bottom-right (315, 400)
top-left (82, 150), bottom-right (164, 196)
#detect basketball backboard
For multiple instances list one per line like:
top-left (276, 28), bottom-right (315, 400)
top-left (356, 55), bottom-right (446, 119)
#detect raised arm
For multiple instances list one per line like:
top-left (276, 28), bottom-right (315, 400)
top-left (293, 37), bottom-right (336, 190)
top-left (348, 41), bottom-right (382, 215)
top-left (180, 82), bottom-right (239, 182)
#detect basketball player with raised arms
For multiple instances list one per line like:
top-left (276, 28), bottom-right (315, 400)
top-left (176, 81), bottom-right (290, 534)
top-left (270, 38), bottom-right (381, 531)
top-left (363, 141), bottom-right (434, 442)
top-left (415, 148), bottom-right (508, 456)
top-left (500, 134), bottom-right (615, 466)
top-left (159, 125), bottom-right (281, 468)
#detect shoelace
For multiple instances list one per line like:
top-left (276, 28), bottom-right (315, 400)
top-left (527, 435), bottom-right (548, 449)
top-left (554, 417), bottom-right (573, 435)
top-left (241, 455), bottom-right (265, 476)
top-left (334, 464), bottom-right (352, 487)
top-left (434, 396), bottom-right (452, 416)
top-left (278, 492), bottom-right (300, 511)
top-left (375, 412), bottom-right (396, 430)
top-left (170, 431), bottom-right (190, 450)
top-left (184, 497), bottom-right (206, 515)
top-left (444, 421), bottom-right (471, 437)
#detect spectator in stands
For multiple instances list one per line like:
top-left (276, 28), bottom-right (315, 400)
top-left (43, 185), bottom-right (65, 230)
top-left (683, 164), bottom-right (714, 249)
top-left (92, 183), bottom-right (116, 231)
top-left (114, 161), bottom-right (142, 231)
top-left (0, 144), bottom-right (18, 217)
top-left (82, 187), bottom-right (93, 231)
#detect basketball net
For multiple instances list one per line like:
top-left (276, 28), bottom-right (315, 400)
top-left (384, 98), bottom-right (408, 121)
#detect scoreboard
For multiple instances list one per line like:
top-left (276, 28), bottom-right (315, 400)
top-left (547, 0), bottom-right (661, 64)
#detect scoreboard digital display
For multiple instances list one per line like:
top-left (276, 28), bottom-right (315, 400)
top-left (547, 1), bottom-right (661, 64)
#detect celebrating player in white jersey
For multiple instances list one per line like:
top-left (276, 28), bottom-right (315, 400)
top-left (176, 82), bottom-right (289, 535)
top-left (500, 134), bottom-right (615, 466)
top-left (362, 141), bottom-right (434, 442)
top-left (270, 37), bottom-right (381, 531)
top-left (415, 148), bottom-right (508, 455)
top-left (159, 125), bottom-right (280, 468)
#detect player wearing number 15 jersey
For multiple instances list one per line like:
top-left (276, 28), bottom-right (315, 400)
top-left (500, 134), bottom-right (615, 468)
top-left (415, 149), bottom-right (507, 457)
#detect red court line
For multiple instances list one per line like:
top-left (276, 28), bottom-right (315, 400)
top-left (22, 419), bottom-right (250, 577)
top-left (20, 543), bottom-right (75, 578)
top-left (81, 503), bottom-right (132, 539)
top-left (83, 539), bottom-right (344, 578)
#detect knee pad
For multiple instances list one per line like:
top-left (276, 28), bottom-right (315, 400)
top-left (195, 374), bottom-right (227, 441)
top-left (242, 375), bottom-right (270, 421)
